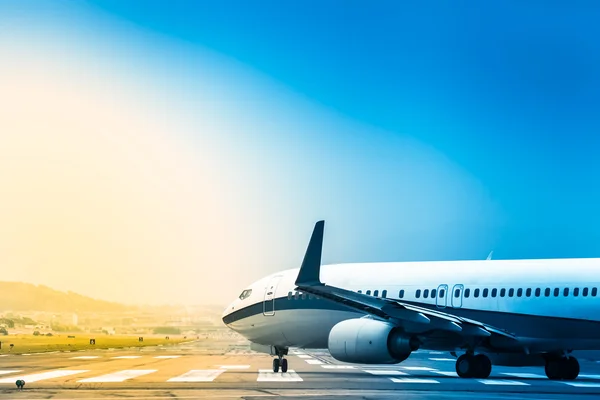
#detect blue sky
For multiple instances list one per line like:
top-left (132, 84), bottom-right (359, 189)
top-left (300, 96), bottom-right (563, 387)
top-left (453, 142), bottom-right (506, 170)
top-left (1, 1), bottom-right (600, 304)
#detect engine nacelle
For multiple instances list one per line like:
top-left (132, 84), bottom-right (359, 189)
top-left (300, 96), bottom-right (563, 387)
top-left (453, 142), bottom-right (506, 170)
top-left (328, 318), bottom-right (419, 364)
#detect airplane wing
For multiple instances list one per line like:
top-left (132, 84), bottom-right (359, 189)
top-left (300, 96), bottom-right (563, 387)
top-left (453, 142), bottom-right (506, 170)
top-left (294, 221), bottom-right (520, 348)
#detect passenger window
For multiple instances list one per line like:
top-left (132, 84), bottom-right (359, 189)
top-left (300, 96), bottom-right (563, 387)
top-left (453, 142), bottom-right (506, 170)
top-left (564, 288), bottom-right (569, 296)
top-left (382, 290), bottom-right (387, 298)
top-left (517, 288), bottom-right (523, 297)
top-left (288, 291), bottom-right (292, 300)
top-left (308, 294), bottom-right (314, 300)
top-left (574, 288), bottom-right (579, 297)
top-left (424, 289), bottom-right (429, 298)
top-left (500, 288), bottom-right (506, 297)
top-left (416, 289), bottom-right (421, 298)
top-left (399, 289), bottom-right (405, 298)
top-left (545, 288), bottom-right (550, 297)
top-left (464, 288), bottom-right (470, 298)
top-left (508, 288), bottom-right (514, 297)
top-left (294, 291), bottom-right (299, 300)
top-left (366, 290), bottom-right (371, 295)
top-left (526, 288), bottom-right (531, 297)
top-left (439, 289), bottom-right (445, 298)
top-left (593, 288), bottom-right (598, 297)
top-left (535, 288), bottom-right (541, 297)
top-left (454, 288), bottom-right (460, 298)
top-left (474, 288), bottom-right (480, 298)
top-left (374, 290), bottom-right (379, 297)
top-left (583, 287), bottom-right (589, 297)
top-left (358, 290), bottom-right (362, 294)
top-left (554, 288), bottom-right (559, 297)
top-left (302, 293), bottom-right (307, 300)
top-left (482, 288), bottom-right (488, 298)
top-left (491, 288), bottom-right (497, 297)
top-left (431, 289), bottom-right (437, 298)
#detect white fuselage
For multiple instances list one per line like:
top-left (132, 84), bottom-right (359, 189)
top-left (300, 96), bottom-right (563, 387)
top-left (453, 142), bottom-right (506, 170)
top-left (222, 258), bottom-right (600, 357)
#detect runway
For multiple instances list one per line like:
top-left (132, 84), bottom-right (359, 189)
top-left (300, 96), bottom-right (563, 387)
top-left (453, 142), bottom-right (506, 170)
top-left (1, 341), bottom-right (600, 399)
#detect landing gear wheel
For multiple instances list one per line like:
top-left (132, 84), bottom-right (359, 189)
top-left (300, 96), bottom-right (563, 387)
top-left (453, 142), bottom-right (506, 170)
top-left (272, 358), bottom-right (280, 373)
top-left (456, 354), bottom-right (474, 378)
top-left (545, 356), bottom-right (579, 380)
top-left (563, 357), bottom-right (579, 380)
top-left (281, 358), bottom-right (288, 373)
top-left (474, 354), bottom-right (492, 378)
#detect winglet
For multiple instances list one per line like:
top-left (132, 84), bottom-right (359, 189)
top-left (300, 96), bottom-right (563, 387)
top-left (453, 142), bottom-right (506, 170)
top-left (486, 251), bottom-right (493, 261)
top-left (295, 220), bottom-right (325, 286)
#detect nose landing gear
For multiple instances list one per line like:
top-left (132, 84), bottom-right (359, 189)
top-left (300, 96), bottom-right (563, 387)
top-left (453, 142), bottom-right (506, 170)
top-left (272, 347), bottom-right (289, 373)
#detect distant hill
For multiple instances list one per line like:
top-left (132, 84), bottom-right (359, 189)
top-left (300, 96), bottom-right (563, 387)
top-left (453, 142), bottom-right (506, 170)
top-left (0, 282), bottom-right (135, 313)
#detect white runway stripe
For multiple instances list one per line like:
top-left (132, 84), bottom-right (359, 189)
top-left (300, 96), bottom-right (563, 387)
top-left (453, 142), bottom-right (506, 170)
top-left (428, 351), bottom-right (444, 355)
top-left (71, 356), bottom-right (100, 359)
top-left (0, 370), bottom-right (21, 376)
top-left (111, 356), bottom-right (141, 359)
top-left (579, 374), bottom-right (600, 380)
top-left (391, 377), bottom-right (439, 384)
top-left (218, 365), bottom-right (250, 369)
top-left (431, 371), bottom-right (458, 377)
top-left (257, 369), bottom-right (303, 382)
top-left (364, 369), bottom-right (408, 375)
top-left (297, 355), bottom-right (312, 359)
top-left (500, 372), bottom-right (546, 379)
top-left (167, 370), bottom-right (224, 382)
top-left (562, 382), bottom-right (600, 387)
top-left (478, 379), bottom-right (529, 385)
top-left (154, 355), bottom-right (181, 359)
top-left (78, 369), bottom-right (156, 383)
top-left (400, 366), bottom-right (436, 371)
top-left (429, 358), bottom-right (455, 361)
top-left (321, 365), bottom-right (355, 369)
top-left (0, 370), bottom-right (88, 383)
top-left (305, 359), bottom-right (323, 365)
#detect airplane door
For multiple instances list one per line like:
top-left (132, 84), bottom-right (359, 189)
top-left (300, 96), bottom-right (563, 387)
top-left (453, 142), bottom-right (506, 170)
top-left (451, 284), bottom-right (464, 308)
top-left (263, 275), bottom-right (282, 316)
top-left (436, 284), bottom-right (448, 308)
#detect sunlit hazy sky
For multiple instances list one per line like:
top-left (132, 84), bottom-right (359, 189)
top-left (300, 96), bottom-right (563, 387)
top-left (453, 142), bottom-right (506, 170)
top-left (1, 1), bottom-right (599, 306)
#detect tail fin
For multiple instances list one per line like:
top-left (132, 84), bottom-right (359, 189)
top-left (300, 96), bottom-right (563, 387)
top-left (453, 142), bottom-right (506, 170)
top-left (294, 220), bottom-right (325, 286)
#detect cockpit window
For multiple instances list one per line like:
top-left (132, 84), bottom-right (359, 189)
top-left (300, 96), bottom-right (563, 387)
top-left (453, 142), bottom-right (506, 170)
top-left (239, 289), bottom-right (252, 300)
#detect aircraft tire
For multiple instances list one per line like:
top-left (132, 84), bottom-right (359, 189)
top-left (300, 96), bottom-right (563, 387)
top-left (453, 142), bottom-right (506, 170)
top-left (281, 358), bottom-right (288, 373)
top-left (273, 358), bottom-right (280, 373)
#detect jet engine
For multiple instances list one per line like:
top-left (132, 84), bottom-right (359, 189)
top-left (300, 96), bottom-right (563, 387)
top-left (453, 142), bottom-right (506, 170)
top-left (328, 318), bottom-right (419, 364)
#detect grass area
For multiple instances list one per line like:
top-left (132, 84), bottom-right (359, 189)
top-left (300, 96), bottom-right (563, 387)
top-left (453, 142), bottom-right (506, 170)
top-left (0, 334), bottom-right (191, 354)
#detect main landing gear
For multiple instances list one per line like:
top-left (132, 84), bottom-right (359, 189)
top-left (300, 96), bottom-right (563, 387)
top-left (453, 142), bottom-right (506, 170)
top-left (455, 353), bottom-right (492, 378)
top-left (272, 347), bottom-right (289, 373)
top-left (545, 356), bottom-right (579, 380)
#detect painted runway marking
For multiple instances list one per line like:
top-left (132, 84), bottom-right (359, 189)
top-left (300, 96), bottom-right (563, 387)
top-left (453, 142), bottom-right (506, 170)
top-left (391, 377), bottom-right (439, 384)
top-left (364, 369), bottom-right (408, 375)
top-left (400, 366), bottom-right (436, 371)
top-left (218, 365), bottom-right (250, 369)
top-left (562, 382), bottom-right (600, 387)
top-left (78, 369), bottom-right (156, 383)
top-left (431, 371), bottom-right (458, 377)
top-left (111, 356), bottom-right (142, 359)
top-left (321, 365), bottom-right (355, 369)
top-left (580, 374), bottom-right (600, 380)
top-left (428, 351), bottom-right (444, 355)
top-left (478, 379), bottom-right (529, 385)
top-left (154, 355), bottom-right (181, 359)
top-left (0, 370), bottom-right (89, 383)
top-left (428, 358), bottom-right (455, 361)
top-left (257, 369), bottom-right (303, 382)
top-left (305, 359), bottom-right (323, 365)
top-left (0, 370), bottom-right (21, 376)
top-left (71, 356), bottom-right (100, 359)
top-left (0, 355), bottom-right (8, 357)
top-left (500, 372), bottom-right (546, 379)
top-left (167, 370), bottom-right (225, 382)
top-left (297, 355), bottom-right (312, 359)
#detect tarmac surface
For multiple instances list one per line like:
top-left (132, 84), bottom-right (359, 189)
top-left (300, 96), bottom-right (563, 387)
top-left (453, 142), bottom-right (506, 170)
top-left (2, 341), bottom-right (600, 399)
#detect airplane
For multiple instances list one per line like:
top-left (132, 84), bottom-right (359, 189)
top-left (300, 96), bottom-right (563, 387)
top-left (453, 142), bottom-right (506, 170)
top-left (222, 220), bottom-right (600, 380)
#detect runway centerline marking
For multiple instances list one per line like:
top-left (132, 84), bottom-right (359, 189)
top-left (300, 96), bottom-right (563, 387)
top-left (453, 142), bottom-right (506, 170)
top-left (257, 369), bottom-right (303, 382)
top-left (400, 366), bottom-right (436, 371)
top-left (167, 370), bottom-right (225, 382)
top-left (431, 371), bottom-right (458, 377)
top-left (391, 377), bottom-right (439, 384)
top-left (218, 365), bottom-right (250, 369)
top-left (0, 370), bottom-right (89, 383)
top-left (305, 359), bottom-right (323, 365)
top-left (111, 356), bottom-right (142, 359)
top-left (78, 369), bottom-right (156, 383)
top-left (500, 372), bottom-right (546, 379)
top-left (478, 379), bottom-right (529, 385)
top-left (321, 365), bottom-right (355, 369)
top-left (429, 358), bottom-right (455, 361)
top-left (364, 369), bottom-right (408, 375)
top-left (297, 355), bottom-right (312, 359)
